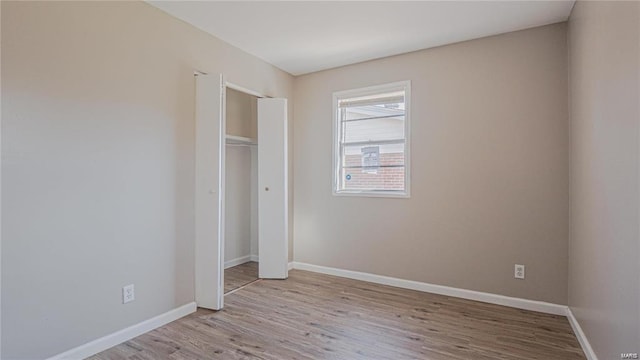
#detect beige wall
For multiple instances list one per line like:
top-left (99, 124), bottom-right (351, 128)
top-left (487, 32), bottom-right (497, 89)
top-left (1, 1), bottom-right (293, 359)
top-left (568, 1), bottom-right (640, 358)
top-left (293, 23), bottom-right (569, 304)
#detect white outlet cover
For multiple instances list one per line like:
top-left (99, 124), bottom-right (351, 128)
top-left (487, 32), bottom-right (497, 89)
top-left (514, 264), bottom-right (525, 279)
top-left (122, 284), bottom-right (135, 304)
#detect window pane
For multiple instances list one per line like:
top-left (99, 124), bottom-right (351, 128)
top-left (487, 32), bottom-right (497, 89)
top-left (338, 91), bottom-right (404, 108)
top-left (339, 142), bottom-right (405, 191)
top-left (343, 115), bottom-right (405, 143)
top-left (342, 143), bottom-right (405, 167)
top-left (340, 166), bottom-right (405, 191)
top-left (343, 102), bottom-right (405, 121)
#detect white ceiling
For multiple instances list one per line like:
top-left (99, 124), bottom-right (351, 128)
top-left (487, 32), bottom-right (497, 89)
top-left (149, 1), bottom-right (575, 76)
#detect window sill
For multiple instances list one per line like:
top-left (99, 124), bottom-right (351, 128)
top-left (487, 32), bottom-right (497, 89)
top-left (332, 190), bottom-right (410, 199)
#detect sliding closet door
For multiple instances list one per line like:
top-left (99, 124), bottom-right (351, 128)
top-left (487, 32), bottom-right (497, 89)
top-left (258, 98), bottom-right (288, 279)
top-left (195, 74), bottom-right (224, 309)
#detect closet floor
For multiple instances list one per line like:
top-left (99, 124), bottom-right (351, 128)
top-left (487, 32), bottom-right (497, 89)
top-left (224, 261), bottom-right (258, 293)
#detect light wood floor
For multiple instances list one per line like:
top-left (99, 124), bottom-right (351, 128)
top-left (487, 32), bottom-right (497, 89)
top-left (91, 270), bottom-right (586, 360)
top-left (224, 261), bottom-right (259, 294)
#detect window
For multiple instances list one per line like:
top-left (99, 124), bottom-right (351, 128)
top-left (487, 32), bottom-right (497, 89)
top-left (333, 81), bottom-right (410, 197)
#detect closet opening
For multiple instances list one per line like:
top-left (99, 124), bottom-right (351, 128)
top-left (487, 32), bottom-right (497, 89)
top-left (224, 86), bottom-right (260, 294)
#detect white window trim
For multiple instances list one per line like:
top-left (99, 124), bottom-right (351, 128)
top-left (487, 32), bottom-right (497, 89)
top-left (332, 80), bottom-right (411, 198)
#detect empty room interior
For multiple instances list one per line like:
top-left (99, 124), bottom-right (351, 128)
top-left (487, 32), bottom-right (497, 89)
top-left (1, 1), bottom-right (639, 359)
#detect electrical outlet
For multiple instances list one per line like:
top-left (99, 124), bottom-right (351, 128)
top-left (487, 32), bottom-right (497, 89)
top-left (514, 264), bottom-right (525, 279)
top-left (122, 284), bottom-right (135, 304)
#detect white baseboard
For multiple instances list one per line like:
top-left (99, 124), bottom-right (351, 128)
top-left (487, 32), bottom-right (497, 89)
top-left (47, 302), bottom-right (197, 360)
top-left (290, 262), bottom-right (567, 316)
top-left (287, 261), bottom-right (294, 271)
top-left (225, 255), bottom-right (258, 269)
top-left (566, 307), bottom-right (598, 360)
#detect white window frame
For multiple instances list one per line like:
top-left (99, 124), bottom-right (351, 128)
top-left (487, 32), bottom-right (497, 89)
top-left (332, 81), bottom-right (411, 198)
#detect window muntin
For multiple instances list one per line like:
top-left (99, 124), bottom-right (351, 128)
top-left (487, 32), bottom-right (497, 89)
top-left (333, 82), bottom-right (410, 197)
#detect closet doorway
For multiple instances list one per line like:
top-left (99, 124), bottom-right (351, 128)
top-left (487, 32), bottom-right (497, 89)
top-left (224, 88), bottom-right (259, 293)
top-left (195, 74), bottom-right (288, 310)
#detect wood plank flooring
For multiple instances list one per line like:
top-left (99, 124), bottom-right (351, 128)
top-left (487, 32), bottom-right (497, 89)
top-left (91, 270), bottom-right (586, 360)
top-left (224, 261), bottom-right (259, 294)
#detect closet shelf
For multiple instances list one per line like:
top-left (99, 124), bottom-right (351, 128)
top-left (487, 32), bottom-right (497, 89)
top-left (225, 134), bottom-right (257, 145)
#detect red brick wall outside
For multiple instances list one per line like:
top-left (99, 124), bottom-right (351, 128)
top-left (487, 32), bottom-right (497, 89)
top-left (343, 152), bottom-right (405, 190)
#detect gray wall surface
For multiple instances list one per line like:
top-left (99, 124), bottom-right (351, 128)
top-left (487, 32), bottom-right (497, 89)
top-left (568, 1), bottom-right (640, 358)
top-left (293, 23), bottom-right (569, 305)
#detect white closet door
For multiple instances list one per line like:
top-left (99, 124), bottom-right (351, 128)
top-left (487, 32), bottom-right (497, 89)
top-left (258, 98), bottom-right (288, 279)
top-left (195, 74), bottom-right (224, 310)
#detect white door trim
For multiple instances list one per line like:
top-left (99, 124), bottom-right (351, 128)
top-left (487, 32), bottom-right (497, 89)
top-left (225, 81), bottom-right (267, 99)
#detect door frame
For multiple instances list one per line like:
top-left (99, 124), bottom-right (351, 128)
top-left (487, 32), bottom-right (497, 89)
top-left (219, 80), bottom-right (266, 305)
top-left (226, 81), bottom-right (266, 100)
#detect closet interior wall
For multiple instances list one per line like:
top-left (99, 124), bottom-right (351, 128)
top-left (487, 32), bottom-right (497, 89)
top-left (224, 88), bottom-right (259, 268)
